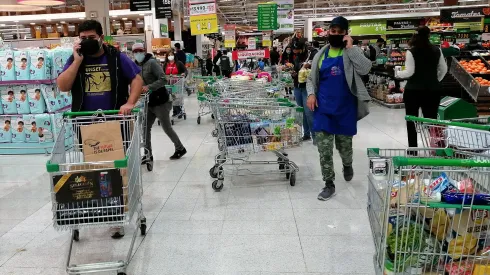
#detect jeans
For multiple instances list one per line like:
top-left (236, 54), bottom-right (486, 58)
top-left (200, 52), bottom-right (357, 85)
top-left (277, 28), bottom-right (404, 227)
top-left (294, 87), bottom-right (314, 138)
top-left (145, 101), bottom-right (184, 156)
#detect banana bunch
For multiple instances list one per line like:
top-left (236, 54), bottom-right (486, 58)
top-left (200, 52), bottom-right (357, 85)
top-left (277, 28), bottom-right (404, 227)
top-left (448, 234), bottom-right (478, 260)
top-left (429, 209), bottom-right (450, 241)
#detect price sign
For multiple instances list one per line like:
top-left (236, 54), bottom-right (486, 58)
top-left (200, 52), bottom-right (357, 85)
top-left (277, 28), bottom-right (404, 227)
top-left (155, 0), bottom-right (172, 19)
top-left (189, 2), bottom-right (216, 16)
top-left (257, 3), bottom-right (278, 31)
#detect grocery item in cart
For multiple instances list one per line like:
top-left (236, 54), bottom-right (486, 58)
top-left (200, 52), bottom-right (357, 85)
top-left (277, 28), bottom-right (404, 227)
top-left (450, 209), bottom-right (490, 251)
top-left (14, 85), bottom-right (30, 114)
top-left (0, 116), bottom-right (12, 143)
top-left (387, 222), bottom-right (427, 272)
top-left (1, 86), bottom-right (17, 114)
top-left (11, 116), bottom-right (26, 143)
top-left (445, 260), bottom-right (473, 275)
top-left (80, 121), bottom-right (125, 162)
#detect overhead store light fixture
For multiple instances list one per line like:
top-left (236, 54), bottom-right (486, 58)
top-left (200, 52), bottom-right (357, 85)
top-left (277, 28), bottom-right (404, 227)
top-left (17, 0), bottom-right (65, 6)
top-left (0, 0), bottom-right (45, 11)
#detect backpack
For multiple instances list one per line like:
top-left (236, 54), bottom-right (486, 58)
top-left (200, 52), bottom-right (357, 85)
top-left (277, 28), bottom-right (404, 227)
top-left (368, 45), bottom-right (377, 61)
top-left (220, 56), bottom-right (231, 71)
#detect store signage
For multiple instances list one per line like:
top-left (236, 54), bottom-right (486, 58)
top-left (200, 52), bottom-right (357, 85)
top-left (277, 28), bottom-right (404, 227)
top-left (262, 32), bottom-right (271, 47)
top-left (224, 24), bottom-right (236, 48)
top-left (257, 3), bottom-right (278, 31)
top-left (160, 23), bottom-right (169, 38)
top-left (190, 14), bottom-right (219, 35)
top-left (248, 37), bottom-right (256, 50)
top-left (154, 0), bottom-right (172, 19)
top-left (349, 20), bottom-right (386, 35)
top-left (440, 8), bottom-right (486, 23)
top-left (129, 0), bottom-right (151, 11)
top-left (386, 19), bottom-right (422, 30)
top-left (189, 2), bottom-right (216, 16)
top-left (275, 0), bottom-right (294, 33)
top-left (232, 49), bottom-right (270, 60)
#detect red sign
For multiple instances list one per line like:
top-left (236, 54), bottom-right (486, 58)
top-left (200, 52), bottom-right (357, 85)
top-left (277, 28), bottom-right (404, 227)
top-left (224, 24), bottom-right (236, 31)
top-left (232, 49), bottom-right (270, 61)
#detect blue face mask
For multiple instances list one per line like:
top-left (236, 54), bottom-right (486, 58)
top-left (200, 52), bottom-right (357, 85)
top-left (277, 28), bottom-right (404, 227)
top-left (135, 52), bottom-right (146, 63)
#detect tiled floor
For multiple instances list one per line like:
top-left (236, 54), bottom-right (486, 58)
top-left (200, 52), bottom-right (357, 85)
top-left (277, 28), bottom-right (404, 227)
top-left (0, 96), bottom-right (408, 275)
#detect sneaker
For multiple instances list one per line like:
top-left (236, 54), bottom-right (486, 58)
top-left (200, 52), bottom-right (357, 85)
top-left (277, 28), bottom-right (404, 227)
top-left (343, 165), bottom-right (354, 182)
top-left (302, 136), bottom-right (311, 141)
top-left (318, 181), bottom-right (336, 201)
top-left (110, 227), bottom-right (125, 239)
top-left (170, 148), bottom-right (187, 160)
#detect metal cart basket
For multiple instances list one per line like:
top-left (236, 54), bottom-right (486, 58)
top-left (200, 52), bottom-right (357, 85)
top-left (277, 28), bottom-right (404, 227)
top-left (166, 76), bottom-right (187, 125)
top-left (46, 110), bottom-right (146, 275)
top-left (208, 99), bottom-right (303, 191)
top-left (136, 92), bottom-right (153, 171)
top-left (367, 147), bottom-right (490, 274)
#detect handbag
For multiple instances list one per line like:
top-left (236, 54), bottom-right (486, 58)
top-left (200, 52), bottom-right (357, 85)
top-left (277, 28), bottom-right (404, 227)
top-left (148, 86), bottom-right (170, 107)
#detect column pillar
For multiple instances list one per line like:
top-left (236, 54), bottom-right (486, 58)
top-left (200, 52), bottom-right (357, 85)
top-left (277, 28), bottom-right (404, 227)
top-left (84, 0), bottom-right (111, 35)
top-left (196, 34), bottom-right (203, 58)
top-left (173, 13), bottom-right (182, 41)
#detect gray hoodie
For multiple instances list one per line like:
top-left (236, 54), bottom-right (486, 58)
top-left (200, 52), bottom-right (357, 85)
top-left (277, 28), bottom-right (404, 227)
top-left (306, 45), bottom-right (372, 121)
top-left (137, 54), bottom-right (166, 92)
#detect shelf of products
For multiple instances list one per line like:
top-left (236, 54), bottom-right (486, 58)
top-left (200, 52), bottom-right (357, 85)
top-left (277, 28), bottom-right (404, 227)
top-left (368, 68), bottom-right (406, 109)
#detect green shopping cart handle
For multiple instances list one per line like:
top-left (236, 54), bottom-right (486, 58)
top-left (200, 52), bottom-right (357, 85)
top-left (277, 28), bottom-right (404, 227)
top-left (64, 109), bottom-right (141, 118)
top-left (393, 156), bottom-right (490, 168)
top-left (405, 115), bottom-right (490, 131)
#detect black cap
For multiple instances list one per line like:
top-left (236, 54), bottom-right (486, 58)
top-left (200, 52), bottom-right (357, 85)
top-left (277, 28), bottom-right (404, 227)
top-left (330, 16), bottom-right (349, 31)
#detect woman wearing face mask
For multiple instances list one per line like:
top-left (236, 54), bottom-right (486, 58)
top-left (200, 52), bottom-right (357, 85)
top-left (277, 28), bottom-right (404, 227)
top-left (306, 16), bottom-right (372, 201)
top-left (132, 43), bottom-right (187, 161)
top-left (163, 50), bottom-right (187, 117)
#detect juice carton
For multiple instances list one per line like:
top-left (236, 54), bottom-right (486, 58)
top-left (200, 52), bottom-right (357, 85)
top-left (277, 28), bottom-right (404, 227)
top-left (0, 50), bottom-right (15, 81)
top-left (14, 85), bottom-right (30, 114)
top-left (1, 85), bottom-right (17, 114)
top-left (14, 50), bottom-right (30, 80)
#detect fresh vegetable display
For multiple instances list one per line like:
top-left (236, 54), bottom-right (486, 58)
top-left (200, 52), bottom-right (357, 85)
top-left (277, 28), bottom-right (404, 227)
top-left (459, 59), bottom-right (490, 74)
top-left (474, 77), bottom-right (490, 86)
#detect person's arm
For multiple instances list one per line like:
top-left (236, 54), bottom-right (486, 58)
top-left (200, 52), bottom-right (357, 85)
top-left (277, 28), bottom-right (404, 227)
top-left (177, 61), bottom-right (188, 75)
top-left (57, 42), bottom-right (83, 92)
top-left (147, 59), bottom-right (166, 91)
top-left (397, 50), bottom-right (415, 79)
top-left (118, 53), bottom-right (143, 114)
top-left (344, 46), bottom-right (372, 76)
top-left (216, 58), bottom-right (221, 66)
top-left (437, 48), bottom-right (448, 82)
top-left (127, 75), bottom-right (143, 105)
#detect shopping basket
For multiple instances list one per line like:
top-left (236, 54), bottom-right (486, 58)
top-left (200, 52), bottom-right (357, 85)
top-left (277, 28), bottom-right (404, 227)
top-left (208, 99), bottom-right (303, 191)
top-left (166, 76), bottom-right (187, 125)
top-left (406, 115), bottom-right (490, 149)
top-left (367, 147), bottom-right (490, 275)
top-left (46, 110), bottom-right (146, 275)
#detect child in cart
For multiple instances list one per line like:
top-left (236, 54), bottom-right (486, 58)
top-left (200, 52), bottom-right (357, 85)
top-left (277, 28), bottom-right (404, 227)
top-left (57, 19), bottom-right (144, 238)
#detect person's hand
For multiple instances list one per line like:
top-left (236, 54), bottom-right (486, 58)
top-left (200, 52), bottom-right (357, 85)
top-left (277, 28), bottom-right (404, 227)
top-left (306, 94), bottom-right (318, 111)
top-left (343, 35), bottom-right (354, 49)
top-left (142, 86), bottom-right (149, 93)
top-left (73, 41), bottom-right (84, 63)
top-left (119, 102), bottom-right (135, 115)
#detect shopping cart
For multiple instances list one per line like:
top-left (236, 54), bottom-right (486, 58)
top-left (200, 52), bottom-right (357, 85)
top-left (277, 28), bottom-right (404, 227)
top-left (46, 110), bottom-right (146, 275)
top-left (208, 99), bottom-right (303, 191)
top-left (166, 76), bottom-right (187, 125)
top-left (406, 115), bottom-right (490, 149)
top-left (194, 76), bottom-right (220, 124)
top-left (367, 147), bottom-right (490, 275)
top-left (136, 92), bottom-right (153, 171)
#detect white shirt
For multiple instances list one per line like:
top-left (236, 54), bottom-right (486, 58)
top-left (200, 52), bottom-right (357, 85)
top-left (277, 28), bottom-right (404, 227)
top-left (397, 48), bottom-right (448, 82)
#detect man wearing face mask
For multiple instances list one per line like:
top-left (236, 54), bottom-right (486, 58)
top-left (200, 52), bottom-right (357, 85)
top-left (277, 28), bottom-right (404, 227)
top-left (306, 16), bottom-right (372, 201)
top-left (57, 20), bottom-right (143, 115)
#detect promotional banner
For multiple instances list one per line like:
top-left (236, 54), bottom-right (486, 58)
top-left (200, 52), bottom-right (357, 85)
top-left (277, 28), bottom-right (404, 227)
top-left (232, 49), bottom-right (270, 60)
top-left (386, 19), bottom-right (423, 30)
top-left (154, 0), bottom-right (172, 19)
top-left (262, 32), bottom-right (271, 47)
top-left (275, 0), bottom-right (294, 33)
top-left (349, 20), bottom-right (386, 35)
top-left (190, 14), bottom-right (219, 35)
top-left (440, 8), bottom-right (487, 23)
top-left (248, 37), bottom-right (256, 50)
top-left (189, 2), bottom-right (216, 16)
top-left (160, 22), bottom-right (169, 38)
top-left (129, 0), bottom-right (151, 11)
top-left (224, 24), bottom-right (236, 48)
top-left (257, 3), bottom-right (278, 31)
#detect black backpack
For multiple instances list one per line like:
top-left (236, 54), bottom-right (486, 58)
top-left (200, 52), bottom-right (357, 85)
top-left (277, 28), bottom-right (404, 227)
top-left (148, 86), bottom-right (170, 107)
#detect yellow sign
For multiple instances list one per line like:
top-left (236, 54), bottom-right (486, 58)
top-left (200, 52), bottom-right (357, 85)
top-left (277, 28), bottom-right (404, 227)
top-left (190, 14), bottom-right (219, 35)
top-left (262, 40), bottom-right (271, 47)
top-left (224, 40), bottom-right (235, 48)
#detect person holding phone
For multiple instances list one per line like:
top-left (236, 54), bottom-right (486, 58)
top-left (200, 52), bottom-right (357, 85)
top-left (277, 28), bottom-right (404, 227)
top-left (306, 16), bottom-right (372, 201)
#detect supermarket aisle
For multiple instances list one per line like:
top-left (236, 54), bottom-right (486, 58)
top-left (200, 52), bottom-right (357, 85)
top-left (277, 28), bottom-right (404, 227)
top-left (0, 97), bottom-right (407, 275)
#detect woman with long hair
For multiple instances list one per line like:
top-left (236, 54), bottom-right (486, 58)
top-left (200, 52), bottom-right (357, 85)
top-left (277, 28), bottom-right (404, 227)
top-left (397, 26), bottom-right (447, 148)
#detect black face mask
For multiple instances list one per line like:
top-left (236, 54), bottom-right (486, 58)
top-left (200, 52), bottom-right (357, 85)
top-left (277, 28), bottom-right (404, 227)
top-left (328, 35), bottom-right (345, 48)
top-left (80, 38), bottom-right (102, 56)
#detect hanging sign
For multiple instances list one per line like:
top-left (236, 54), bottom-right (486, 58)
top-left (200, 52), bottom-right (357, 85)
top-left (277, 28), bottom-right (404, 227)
top-left (232, 49), bottom-right (270, 60)
top-left (248, 37), bottom-right (256, 50)
top-left (262, 32), bottom-right (271, 47)
top-left (190, 14), bottom-right (219, 35)
top-left (189, 2), bottom-right (216, 16)
top-left (386, 19), bottom-right (422, 30)
top-left (440, 8), bottom-right (486, 23)
top-left (349, 20), bottom-right (386, 35)
top-left (257, 3), bottom-right (278, 31)
top-left (224, 24), bottom-right (236, 48)
top-left (275, 0), bottom-right (294, 33)
top-left (160, 22), bottom-right (169, 38)
top-left (129, 0), bottom-right (151, 11)
top-left (155, 0), bottom-right (172, 19)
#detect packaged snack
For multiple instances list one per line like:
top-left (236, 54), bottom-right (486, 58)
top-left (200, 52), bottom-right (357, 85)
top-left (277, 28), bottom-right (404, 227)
top-left (443, 193), bottom-right (490, 206)
top-left (26, 85), bottom-right (46, 114)
top-left (41, 84), bottom-right (61, 112)
top-left (0, 117), bottom-right (12, 143)
top-left (14, 50), bottom-right (30, 80)
top-left (450, 209), bottom-right (489, 255)
top-left (23, 114), bottom-right (39, 143)
top-left (29, 49), bottom-right (51, 80)
top-left (0, 50), bottom-right (15, 81)
top-left (14, 85), bottom-right (30, 114)
top-left (445, 260), bottom-right (473, 275)
top-left (35, 114), bottom-right (54, 142)
top-left (11, 116), bottom-right (26, 143)
top-left (424, 172), bottom-right (454, 196)
top-left (1, 86), bottom-right (18, 114)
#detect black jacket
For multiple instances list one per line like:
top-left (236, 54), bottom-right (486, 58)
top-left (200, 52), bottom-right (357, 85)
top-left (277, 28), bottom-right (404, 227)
top-left (67, 45), bottom-right (130, 112)
top-left (308, 48), bottom-right (319, 61)
top-left (270, 50), bottom-right (280, 65)
top-left (175, 49), bottom-right (187, 65)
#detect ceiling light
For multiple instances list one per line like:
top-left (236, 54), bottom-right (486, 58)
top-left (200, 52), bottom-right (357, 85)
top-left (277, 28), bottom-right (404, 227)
top-left (13, 21), bottom-right (19, 23)
top-left (112, 15), bottom-right (118, 18)
top-left (0, 0), bottom-right (45, 11)
top-left (122, 18), bottom-right (128, 20)
top-left (30, 22), bottom-right (35, 25)
top-left (17, 0), bottom-right (65, 6)
top-left (139, 13), bottom-right (145, 16)
top-left (0, 24), bottom-right (5, 27)
top-left (60, 21), bottom-right (65, 24)
top-left (79, 17), bottom-right (85, 20)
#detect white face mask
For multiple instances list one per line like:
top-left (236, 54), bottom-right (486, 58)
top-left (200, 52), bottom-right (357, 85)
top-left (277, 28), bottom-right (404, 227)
top-left (134, 52), bottom-right (145, 63)
top-left (168, 56), bottom-right (175, 61)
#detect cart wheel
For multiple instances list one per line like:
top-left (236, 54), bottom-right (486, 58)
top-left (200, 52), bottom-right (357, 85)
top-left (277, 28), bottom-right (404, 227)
top-left (285, 164), bottom-right (291, 179)
top-left (289, 172), bottom-right (296, 186)
top-left (212, 129), bottom-right (218, 137)
top-left (146, 162), bottom-right (153, 172)
top-left (171, 120), bottom-right (174, 125)
top-left (73, 230), bottom-right (79, 242)
top-left (209, 166), bottom-right (218, 178)
top-left (197, 116), bottom-right (201, 124)
top-left (211, 114), bottom-right (215, 119)
top-left (184, 114), bottom-right (187, 120)
top-left (278, 157), bottom-right (285, 170)
top-left (140, 223), bottom-right (147, 236)
top-left (212, 180), bottom-right (224, 191)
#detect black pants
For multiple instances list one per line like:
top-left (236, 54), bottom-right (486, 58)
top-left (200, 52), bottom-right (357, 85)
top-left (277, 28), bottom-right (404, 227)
top-left (222, 70), bottom-right (231, 78)
top-left (404, 88), bottom-right (440, 147)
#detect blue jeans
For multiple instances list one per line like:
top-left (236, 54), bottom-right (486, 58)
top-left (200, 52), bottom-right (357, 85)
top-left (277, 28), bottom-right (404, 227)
top-left (294, 87), bottom-right (314, 138)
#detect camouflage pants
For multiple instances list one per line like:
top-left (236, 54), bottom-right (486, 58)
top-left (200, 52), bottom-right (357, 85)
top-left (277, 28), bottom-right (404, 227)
top-left (316, 131), bottom-right (353, 182)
